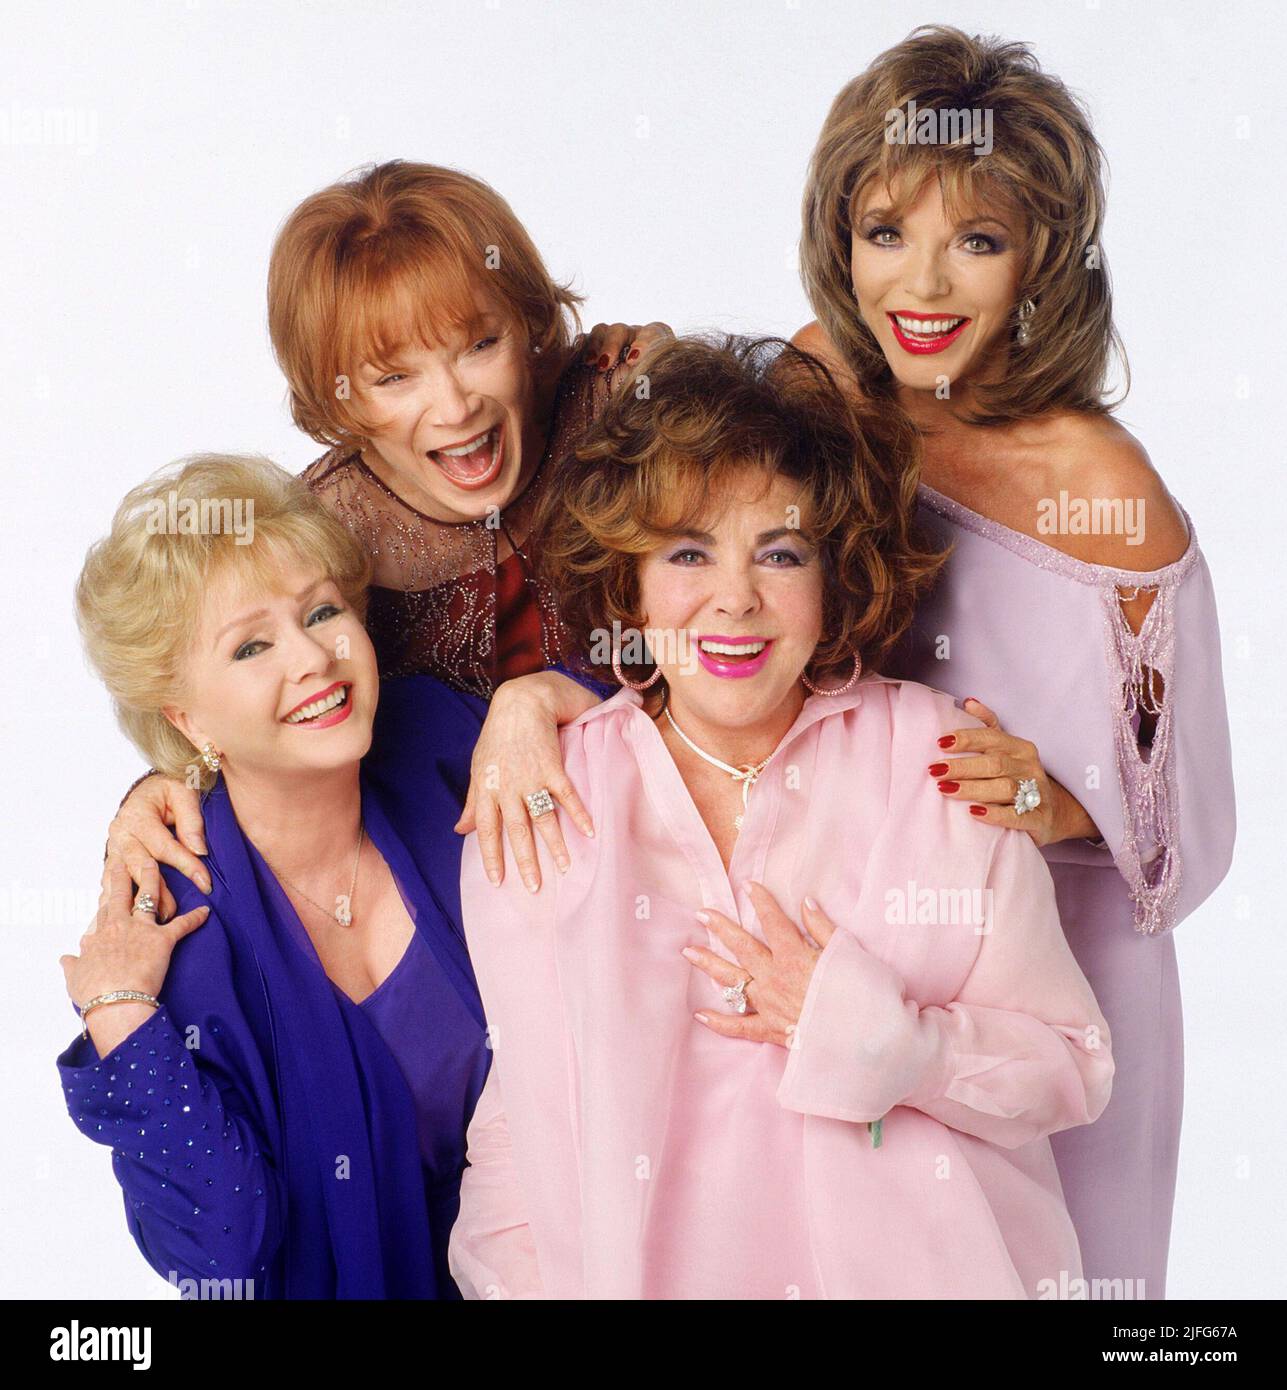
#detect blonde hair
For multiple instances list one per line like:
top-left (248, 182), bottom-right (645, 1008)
top-left (268, 160), bottom-right (584, 449)
top-left (75, 454), bottom-right (373, 788)
top-left (801, 24), bottom-right (1127, 425)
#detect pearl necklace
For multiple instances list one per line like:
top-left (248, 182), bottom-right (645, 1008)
top-left (663, 706), bottom-right (773, 832)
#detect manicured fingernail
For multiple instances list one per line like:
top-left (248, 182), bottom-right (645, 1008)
top-left (194, 837), bottom-right (208, 855)
top-left (525, 877), bottom-right (538, 894)
top-left (969, 805), bottom-right (988, 817)
top-left (199, 874), bottom-right (212, 893)
top-left (488, 870), bottom-right (500, 886)
top-left (597, 353), bottom-right (610, 370)
top-left (695, 910), bottom-right (711, 924)
top-left (804, 895), bottom-right (818, 911)
top-left (936, 781), bottom-right (960, 794)
top-left (681, 947), bottom-right (700, 962)
top-left (938, 735), bottom-right (956, 749)
top-left (627, 347), bottom-right (640, 361)
top-left (963, 696), bottom-right (978, 705)
top-left (927, 762), bottom-right (949, 776)
top-left (556, 858), bottom-right (569, 874)
top-left (694, 1012), bottom-right (710, 1024)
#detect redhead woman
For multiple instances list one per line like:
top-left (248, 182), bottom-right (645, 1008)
top-left (448, 335), bottom-right (1113, 1300)
top-left (101, 160), bottom-right (667, 913)
top-left (60, 456), bottom-right (490, 1297)
top-left (793, 26), bottom-right (1235, 1296)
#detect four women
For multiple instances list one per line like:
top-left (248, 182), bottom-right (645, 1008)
top-left (60, 24), bottom-right (1233, 1299)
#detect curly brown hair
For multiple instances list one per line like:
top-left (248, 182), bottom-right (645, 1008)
top-left (532, 334), bottom-right (947, 690)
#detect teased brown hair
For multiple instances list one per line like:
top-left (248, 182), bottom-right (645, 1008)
top-left (801, 24), bottom-right (1127, 425)
top-left (268, 160), bottom-right (583, 448)
top-left (533, 335), bottom-right (947, 689)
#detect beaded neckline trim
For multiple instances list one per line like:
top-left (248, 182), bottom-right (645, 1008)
top-left (916, 481), bottom-right (1200, 588)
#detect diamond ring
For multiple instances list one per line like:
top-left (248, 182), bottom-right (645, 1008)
top-left (722, 976), bottom-right (753, 1015)
top-left (524, 788), bottom-right (555, 819)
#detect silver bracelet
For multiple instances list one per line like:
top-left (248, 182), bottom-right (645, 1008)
top-left (78, 990), bottom-right (160, 1040)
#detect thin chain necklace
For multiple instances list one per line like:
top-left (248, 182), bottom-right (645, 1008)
top-left (663, 705), bottom-right (773, 833)
top-left (262, 821), bottom-right (365, 927)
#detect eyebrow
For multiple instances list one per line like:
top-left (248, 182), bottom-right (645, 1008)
top-left (359, 313), bottom-right (505, 375)
top-left (212, 579), bottom-right (328, 648)
top-left (858, 205), bottom-right (1012, 233)
top-left (671, 527), bottom-right (809, 546)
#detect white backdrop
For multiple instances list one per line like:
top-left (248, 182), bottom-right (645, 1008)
top-left (2, 0), bottom-right (1282, 1299)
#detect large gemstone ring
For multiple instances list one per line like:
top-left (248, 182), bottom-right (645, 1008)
top-left (1013, 778), bottom-right (1042, 816)
top-left (722, 976), bottom-right (753, 1015)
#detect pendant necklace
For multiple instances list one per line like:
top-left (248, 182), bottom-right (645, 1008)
top-left (263, 821), bottom-right (365, 927)
top-left (663, 706), bottom-right (772, 833)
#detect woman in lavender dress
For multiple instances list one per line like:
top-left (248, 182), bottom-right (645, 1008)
top-left (792, 26), bottom-right (1235, 1296)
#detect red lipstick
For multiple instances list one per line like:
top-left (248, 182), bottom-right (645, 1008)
top-left (887, 311), bottom-right (971, 356)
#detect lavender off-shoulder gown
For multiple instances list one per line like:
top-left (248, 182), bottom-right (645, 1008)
top-left (888, 483), bottom-right (1236, 1299)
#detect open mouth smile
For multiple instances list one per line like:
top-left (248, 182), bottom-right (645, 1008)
top-left (428, 424), bottom-right (505, 490)
top-left (697, 636), bottom-right (774, 680)
top-left (887, 311), bottom-right (972, 355)
top-left (282, 681), bottom-right (353, 728)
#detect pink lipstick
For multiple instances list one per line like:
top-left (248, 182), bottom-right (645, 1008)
top-left (696, 635), bottom-right (774, 680)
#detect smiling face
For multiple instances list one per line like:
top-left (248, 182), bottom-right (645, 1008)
top-left (164, 555), bottom-right (379, 786)
top-left (352, 298), bottom-right (544, 525)
top-left (636, 468), bottom-right (824, 747)
top-left (850, 175), bottom-right (1025, 396)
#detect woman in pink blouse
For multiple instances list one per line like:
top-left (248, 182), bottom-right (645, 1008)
top-left (449, 335), bottom-right (1113, 1300)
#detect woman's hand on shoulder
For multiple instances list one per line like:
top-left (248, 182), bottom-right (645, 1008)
top-left (454, 671), bottom-right (598, 893)
top-left (105, 774), bottom-right (211, 921)
top-left (582, 321), bottom-right (674, 372)
top-left (929, 697), bottom-right (1100, 848)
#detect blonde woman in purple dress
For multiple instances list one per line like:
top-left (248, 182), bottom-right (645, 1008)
top-left (792, 26), bottom-right (1235, 1297)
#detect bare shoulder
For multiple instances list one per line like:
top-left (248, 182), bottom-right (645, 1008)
top-left (1030, 411), bottom-right (1191, 571)
top-left (789, 320), bottom-right (865, 398)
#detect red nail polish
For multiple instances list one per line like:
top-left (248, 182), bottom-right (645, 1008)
top-left (938, 735), bottom-right (956, 749)
top-left (936, 781), bottom-right (960, 794)
top-left (969, 804), bottom-right (988, 817)
top-left (597, 353), bottom-right (611, 370)
top-left (928, 762), bottom-right (949, 776)
top-left (627, 347), bottom-right (640, 361)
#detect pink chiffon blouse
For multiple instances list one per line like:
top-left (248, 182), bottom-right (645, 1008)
top-left (449, 675), bottom-right (1114, 1299)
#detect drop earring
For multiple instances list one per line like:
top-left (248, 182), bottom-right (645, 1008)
top-left (1016, 297), bottom-right (1036, 346)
